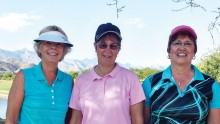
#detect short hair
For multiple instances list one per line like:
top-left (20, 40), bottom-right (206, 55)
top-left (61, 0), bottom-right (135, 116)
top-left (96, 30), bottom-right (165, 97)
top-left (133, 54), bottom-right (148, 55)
top-left (167, 31), bottom-right (197, 53)
top-left (34, 25), bottom-right (71, 61)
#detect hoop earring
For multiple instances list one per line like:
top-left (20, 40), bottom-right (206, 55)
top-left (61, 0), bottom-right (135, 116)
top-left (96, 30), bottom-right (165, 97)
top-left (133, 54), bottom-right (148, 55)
top-left (193, 56), bottom-right (196, 60)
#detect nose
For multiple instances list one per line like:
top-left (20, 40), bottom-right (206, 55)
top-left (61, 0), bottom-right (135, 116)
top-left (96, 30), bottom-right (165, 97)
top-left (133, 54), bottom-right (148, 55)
top-left (50, 44), bottom-right (56, 49)
top-left (179, 44), bottom-right (187, 50)
top-left (180, 43), bottom-right (185, 47)
top-left (106, 45), bottom-right (112, 50)
top-left (178, 43), bottom-right (189, 48)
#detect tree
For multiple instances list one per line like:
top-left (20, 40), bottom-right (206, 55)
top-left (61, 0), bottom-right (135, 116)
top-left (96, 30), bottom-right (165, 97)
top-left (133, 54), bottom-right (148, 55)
top-left (67, 69), bottom-right (90, 80)
top-left (196, 47), bottom-right (220, 82)
top-left (0, 72), bottom-right (15, 80)
top-left (68, 71), bottom-right (79, 80)
top-left (208, 8), bottom-right (220, 43)
top-left (172, 0), bottom-right (220, 43)
top-left (130, 67), bottom-right (161, 82)
top-left (80, 68), bottom-right (90, 74)
top-left (107, 0), bottom-right (125, 18)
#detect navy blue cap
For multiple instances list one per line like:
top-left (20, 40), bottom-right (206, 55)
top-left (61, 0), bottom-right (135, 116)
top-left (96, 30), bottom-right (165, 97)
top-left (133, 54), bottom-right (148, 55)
top-left (95, 23), bottom-right (122, 42)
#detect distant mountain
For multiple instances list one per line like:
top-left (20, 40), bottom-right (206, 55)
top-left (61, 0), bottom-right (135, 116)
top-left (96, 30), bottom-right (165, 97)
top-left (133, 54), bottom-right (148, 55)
top-left (0, 48), bottom-right (39, 64)
top-left (0, 48), bottom-right (139, 73)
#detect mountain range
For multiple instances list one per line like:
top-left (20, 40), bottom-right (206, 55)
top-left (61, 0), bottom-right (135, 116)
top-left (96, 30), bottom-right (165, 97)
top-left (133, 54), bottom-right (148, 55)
top-left (0, 48), bottom-right (136, 73)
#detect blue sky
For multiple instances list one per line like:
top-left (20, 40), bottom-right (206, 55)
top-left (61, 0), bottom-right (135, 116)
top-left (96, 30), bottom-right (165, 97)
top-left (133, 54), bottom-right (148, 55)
top-left (0, 0), bottom-right (220, 68)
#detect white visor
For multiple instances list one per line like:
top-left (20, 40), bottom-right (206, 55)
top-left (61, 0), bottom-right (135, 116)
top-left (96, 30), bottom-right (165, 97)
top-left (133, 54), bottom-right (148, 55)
top-left (34, 31), bottom-right (73, 47)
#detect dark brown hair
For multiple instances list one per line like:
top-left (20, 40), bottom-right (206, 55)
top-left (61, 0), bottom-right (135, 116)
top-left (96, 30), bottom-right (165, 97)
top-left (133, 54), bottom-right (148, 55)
top-left (167, 31), bottom-right (197, 53)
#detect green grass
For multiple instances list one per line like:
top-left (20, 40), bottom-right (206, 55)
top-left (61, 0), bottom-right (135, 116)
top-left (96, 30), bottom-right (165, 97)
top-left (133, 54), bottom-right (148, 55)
top-left (0, 80), bottom-right (12, 91)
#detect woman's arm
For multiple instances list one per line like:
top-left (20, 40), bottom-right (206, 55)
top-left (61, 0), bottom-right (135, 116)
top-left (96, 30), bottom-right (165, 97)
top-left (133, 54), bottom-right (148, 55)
top-left (69, 109), bottom-right (83, 124)
top-left (130, 101), bottom-right (144, 124)
top-left (65, 79), bottom-right (74, 124)
top-left (5, 70), bottom-right (24, 124)
top-left (143, 106), bottom-right (150, 124)
top-left (207, 108), bottom-right (220, 124)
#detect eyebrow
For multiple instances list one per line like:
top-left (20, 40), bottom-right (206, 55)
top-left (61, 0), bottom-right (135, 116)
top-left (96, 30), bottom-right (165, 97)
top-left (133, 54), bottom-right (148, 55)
top-left (99, 40), bottom-right (119, 44)
top-left (174, 40), bottom-right (193, 42)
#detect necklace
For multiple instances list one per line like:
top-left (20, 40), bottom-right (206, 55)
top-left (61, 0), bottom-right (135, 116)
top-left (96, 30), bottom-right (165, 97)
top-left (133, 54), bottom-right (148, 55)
top-left (172, 76), bottom-right (182, 86)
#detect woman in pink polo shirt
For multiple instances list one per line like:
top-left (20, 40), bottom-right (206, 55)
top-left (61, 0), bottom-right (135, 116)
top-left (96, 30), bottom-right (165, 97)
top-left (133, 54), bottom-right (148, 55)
top-left (69, 22), bottom-right (146, 124)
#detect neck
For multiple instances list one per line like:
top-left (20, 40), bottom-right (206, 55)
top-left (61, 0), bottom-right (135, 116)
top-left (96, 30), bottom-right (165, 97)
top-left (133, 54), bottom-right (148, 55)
top-left (171, 64), bottom-right (194, 88)
top-left (41, 61), bottom-right (58, 85)
top-left (95, 63), bottom-right (116, 77)
top-left (41, 61), bottom-right (58, 72)
top-left (171, 64), bottom-right (192, 75)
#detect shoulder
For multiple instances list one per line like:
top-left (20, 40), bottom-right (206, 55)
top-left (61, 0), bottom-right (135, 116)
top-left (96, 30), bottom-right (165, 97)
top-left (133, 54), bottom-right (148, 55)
top-left (147, 71), bottom-right (163, 81)
top-left (12, 70), bottom-right (24, 87)
top-left (193, 65), bottom-right (216, 82)
top-left (60, 70), bottom-right (72, 77)
top-left (118, 66), bottom-right (137, 75)
top-left (76, 69), bottom-right (92, 81)
top-left (16, 69), bottom-right (24, 78)
top-left (58, 69), bottom-right (73, 80)
top-left (201, 73), bottom-right (215, 80)
top-left (20, 66), bottom-right (38, 77)
top-left (21, 65), bottom-right (35, 72)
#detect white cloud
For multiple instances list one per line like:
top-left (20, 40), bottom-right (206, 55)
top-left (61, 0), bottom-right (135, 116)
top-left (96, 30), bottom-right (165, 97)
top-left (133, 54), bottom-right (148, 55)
top-left (124, 18), bottom-right (146, 28)
top-left (0, 12), bottom-right (40, 32)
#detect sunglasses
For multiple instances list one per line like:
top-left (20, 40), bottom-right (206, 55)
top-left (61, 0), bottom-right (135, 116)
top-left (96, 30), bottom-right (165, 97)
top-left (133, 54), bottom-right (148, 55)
top-left (98, 43), bottom-right (120, 50)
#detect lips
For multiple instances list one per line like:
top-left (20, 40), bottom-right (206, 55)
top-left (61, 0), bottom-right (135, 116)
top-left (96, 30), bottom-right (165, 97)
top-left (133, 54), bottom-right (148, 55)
top-left (47, 50), bottom-right (58, 56)
top-left (103, 54), bottom-right (112, 58)
top-left (177, 53), bottom-right (187, 57)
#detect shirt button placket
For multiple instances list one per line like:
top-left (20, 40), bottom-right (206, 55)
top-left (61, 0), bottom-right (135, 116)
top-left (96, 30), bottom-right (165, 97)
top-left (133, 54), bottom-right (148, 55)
top-left (51, 84), bottom-right (55, 107)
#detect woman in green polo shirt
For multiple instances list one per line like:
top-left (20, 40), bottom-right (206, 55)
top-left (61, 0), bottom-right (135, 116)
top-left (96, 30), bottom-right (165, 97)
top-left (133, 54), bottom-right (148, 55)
top-left (6, 25), bottom-right (74, 124)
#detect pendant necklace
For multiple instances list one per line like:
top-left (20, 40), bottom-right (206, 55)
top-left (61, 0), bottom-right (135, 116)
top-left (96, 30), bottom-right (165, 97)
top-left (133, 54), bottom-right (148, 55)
top-left (172, 76), bottom-right (182, 86)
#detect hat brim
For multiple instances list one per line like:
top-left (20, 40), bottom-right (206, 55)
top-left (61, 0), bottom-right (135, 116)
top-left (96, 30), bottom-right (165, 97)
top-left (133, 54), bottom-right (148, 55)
top-left (34, 31), bottom-right (73, 47)
top-left (96, 31), bottom-right (122, 41)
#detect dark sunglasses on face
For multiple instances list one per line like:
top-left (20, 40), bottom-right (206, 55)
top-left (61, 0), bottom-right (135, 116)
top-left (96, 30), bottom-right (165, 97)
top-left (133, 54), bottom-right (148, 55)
top-left (98, 43), bottom-right (120, 50)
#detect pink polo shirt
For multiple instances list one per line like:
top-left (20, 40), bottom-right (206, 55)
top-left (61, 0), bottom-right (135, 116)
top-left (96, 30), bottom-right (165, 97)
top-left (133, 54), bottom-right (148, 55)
top-left (69, 64), bottom-right (146, 124)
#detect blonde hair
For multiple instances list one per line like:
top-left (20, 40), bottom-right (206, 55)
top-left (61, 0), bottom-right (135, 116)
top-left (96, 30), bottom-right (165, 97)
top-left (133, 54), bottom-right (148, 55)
top-left (34, 25), bottom-right (71, 61)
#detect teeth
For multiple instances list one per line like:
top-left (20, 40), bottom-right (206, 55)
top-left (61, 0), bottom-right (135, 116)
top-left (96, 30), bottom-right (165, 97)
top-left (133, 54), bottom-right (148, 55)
top-left (178, 53), bottom-right (186, 56)
top-left (103, 55), bottom-right (111, 58)
top-left (48, 52), bottom-right (57, 56)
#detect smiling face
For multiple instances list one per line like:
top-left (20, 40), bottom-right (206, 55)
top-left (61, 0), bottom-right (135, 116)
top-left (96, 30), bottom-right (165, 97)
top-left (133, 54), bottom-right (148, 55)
top-left (94, 33), bottom-right (120, 67)
top-left (169, 34), bottom-right (196, 65)
top-left (39, 41), bottom-right (65, 64)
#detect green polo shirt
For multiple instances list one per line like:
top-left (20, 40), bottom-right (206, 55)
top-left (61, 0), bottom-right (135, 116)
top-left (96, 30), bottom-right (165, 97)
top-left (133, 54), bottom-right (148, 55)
top-left (19, 62), bottom-right (72, 124)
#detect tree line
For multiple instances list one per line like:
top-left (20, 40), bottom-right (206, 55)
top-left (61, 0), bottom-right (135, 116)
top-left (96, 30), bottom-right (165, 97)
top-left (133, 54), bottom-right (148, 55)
top-left (1, 46), bottom-right (220, 82)
top-left (0, 67), bottom-right (160, 82)
top-left (196, 47), bottom-right (220, 82)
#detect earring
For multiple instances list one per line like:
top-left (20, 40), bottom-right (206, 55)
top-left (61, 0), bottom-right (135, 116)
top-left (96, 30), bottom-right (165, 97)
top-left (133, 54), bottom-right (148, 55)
top-left (193, 56), bottom-right (196, 60)
top-left (167, 55), bottom-right (170, 59)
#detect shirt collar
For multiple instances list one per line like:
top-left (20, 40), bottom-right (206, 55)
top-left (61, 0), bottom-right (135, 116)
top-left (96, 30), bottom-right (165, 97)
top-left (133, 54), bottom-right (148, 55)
top-left (162, 64), bottom-right (204, 81)
top-left (33, 61), bottom-right (63, 81)
top-left (91, 63), bottom-right (121, 81)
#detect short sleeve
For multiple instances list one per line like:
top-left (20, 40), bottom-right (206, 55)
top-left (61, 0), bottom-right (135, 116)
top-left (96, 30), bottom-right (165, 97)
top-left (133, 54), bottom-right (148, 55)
top-left (129, 73), bottom-right (146, 105)
top-left (142, 77), bottom-right (151, 107)
top-left (209, 81), bottom-right (220, 108)
top-left (69, 79), bottom-right (81, 110)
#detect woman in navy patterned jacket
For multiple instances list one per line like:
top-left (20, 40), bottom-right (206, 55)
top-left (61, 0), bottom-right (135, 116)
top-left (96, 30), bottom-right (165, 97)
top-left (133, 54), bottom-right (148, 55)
top-left (142, 25), bottom-right (220, 124)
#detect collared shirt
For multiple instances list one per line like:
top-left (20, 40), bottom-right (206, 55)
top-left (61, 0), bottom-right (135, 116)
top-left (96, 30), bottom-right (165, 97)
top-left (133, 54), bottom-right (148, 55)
top-left (69, 64), bottom-right (146, 124)
top-left (19, 62), bottom-right (73, 124)
top-left (142, 65), bottom-right (220, 123)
